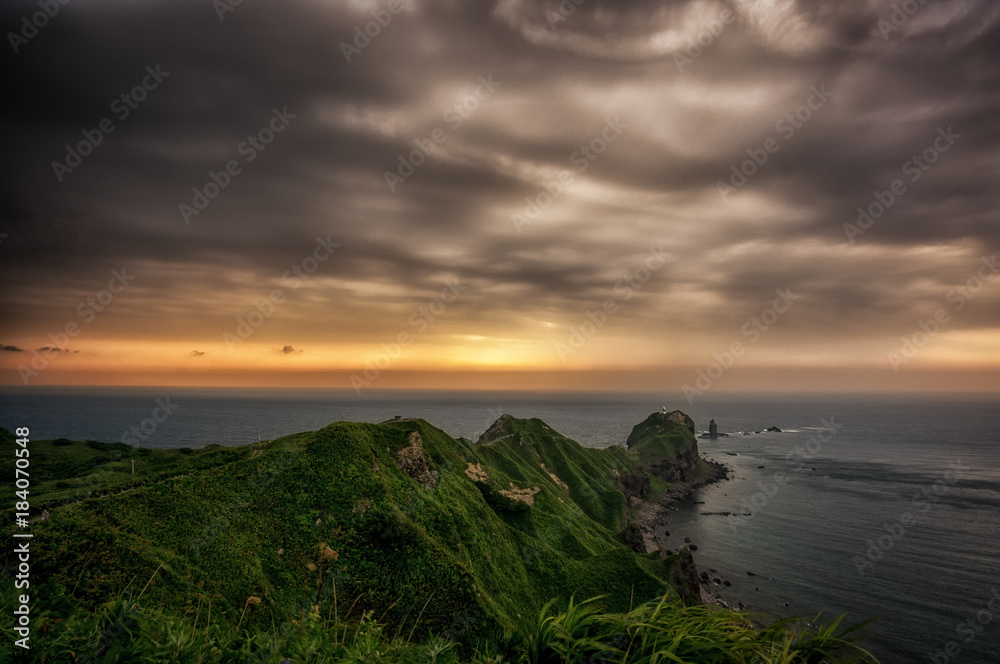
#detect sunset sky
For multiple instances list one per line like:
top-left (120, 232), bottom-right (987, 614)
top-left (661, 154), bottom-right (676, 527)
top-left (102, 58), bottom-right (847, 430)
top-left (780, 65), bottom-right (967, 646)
top-left (1, 0), bottom-right (999, 396)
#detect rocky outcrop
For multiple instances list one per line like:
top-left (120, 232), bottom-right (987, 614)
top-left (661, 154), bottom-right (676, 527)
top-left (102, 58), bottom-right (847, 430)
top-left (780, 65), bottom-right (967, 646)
top-left (626, 411), bottom-right (703, 483)
top-left (477, 414), bottom-right (516, 443)
top-left (621, 522), bottom-right (645, 552)
top-left (653, 446), bottom-right (699, 482)
top-left (395, 431), bottom-right (438, 489)
top-left (666, 410), bottom-right (695, 434)
top-left (465, 462), bottom-right (489, 481)
top-left (622, 411), bottom-right (730, 569)
top-left (631, 459), bottom-right (728, 555)
top-left (670, 547), bottom-right (702, 605)
top-left (499, 483), bottom-right (540, 505)
top-left (620, 468), bottom-right (651, 504)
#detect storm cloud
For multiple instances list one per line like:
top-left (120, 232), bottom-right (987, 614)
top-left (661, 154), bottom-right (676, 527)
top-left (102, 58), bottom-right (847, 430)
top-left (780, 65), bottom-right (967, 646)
top-left (1, 0), bottom-right (998, 390)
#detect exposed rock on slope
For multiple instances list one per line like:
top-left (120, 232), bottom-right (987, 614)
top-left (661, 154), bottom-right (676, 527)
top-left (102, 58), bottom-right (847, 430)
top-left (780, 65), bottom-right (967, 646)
top-left (396, 430), bottom-right (438, 489)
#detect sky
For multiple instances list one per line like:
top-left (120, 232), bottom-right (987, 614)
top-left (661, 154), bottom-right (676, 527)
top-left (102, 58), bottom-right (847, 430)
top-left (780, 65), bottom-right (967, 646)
top-left (1, 0), bottom-right (999, 397)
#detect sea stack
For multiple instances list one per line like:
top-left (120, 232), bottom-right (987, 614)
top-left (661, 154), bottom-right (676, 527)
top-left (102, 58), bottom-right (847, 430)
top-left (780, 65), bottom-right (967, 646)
top-left (709, 419), bottom-right (718, 438)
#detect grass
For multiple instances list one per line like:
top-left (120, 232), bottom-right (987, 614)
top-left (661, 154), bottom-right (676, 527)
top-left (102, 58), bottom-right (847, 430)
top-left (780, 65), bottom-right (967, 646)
top-left (506, 593), bottom-right (878, 664)
top-left (0, 579), bottom-right (878, 663)
top-left (0, 414), bottom-right (879, 663)
top-left (1, 435), bottom-right (253, 511)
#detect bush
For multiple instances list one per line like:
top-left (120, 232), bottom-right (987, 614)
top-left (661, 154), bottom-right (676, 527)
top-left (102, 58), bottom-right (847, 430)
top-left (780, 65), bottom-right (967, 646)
top-left (53, 438), bottom-right (73, 446)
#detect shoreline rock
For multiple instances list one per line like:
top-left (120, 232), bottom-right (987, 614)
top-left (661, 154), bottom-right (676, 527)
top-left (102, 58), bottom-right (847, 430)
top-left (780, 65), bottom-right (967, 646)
top-left (633, 458), bottom-right (729, 556)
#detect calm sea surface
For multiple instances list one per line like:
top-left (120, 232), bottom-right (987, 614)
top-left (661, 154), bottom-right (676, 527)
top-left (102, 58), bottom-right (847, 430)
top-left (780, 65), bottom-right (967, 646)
top-left (1, 387), bottom-right (998, 663)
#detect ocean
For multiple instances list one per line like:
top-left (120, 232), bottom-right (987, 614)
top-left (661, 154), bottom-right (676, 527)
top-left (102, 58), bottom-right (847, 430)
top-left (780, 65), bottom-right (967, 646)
top-left (1, 387), bottom-right (998, 663)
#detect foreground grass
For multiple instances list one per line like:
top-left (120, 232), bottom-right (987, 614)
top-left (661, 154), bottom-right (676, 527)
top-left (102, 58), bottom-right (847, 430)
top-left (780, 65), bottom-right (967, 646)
top-left (1, 579), bottom-right (877, 664)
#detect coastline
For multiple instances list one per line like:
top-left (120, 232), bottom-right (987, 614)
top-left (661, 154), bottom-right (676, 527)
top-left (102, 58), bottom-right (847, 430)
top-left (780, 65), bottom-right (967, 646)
top-left (634, 458), bottom-right (738, 608)
top-left (635, 457), bottom-right (730, 555)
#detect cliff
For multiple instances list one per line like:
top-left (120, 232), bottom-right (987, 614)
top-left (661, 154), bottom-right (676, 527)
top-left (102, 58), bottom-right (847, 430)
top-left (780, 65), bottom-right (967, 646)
top-left (626, 410), bottom-right (705, 482)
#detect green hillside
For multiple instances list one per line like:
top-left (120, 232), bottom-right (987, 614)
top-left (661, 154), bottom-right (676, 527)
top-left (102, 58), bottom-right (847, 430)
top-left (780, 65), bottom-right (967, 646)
top-left (0, 416), bottom-right (691, 647)
top-left (0, 415), bottom-right (877, 663)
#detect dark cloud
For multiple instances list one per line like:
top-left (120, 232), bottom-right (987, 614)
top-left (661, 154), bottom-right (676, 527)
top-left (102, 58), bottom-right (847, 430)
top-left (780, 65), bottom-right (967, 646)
top-left (1, 0), bottom-right (998, 380)
top-left (189, 350), bottom-right (205, 357)
top-left (1, 345), bottom-right (24, 352)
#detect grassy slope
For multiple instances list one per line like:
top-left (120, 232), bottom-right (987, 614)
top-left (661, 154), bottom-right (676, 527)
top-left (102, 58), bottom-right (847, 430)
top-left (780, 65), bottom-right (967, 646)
top-left (1, 415), bottom-right (699, 648)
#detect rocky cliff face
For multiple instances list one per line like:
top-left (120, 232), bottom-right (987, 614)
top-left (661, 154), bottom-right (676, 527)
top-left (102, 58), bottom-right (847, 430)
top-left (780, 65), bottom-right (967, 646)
top-left (395, 431), bottom-right (439, 489)
top-left (621, 412), bottom-right (728, 567)
top-left (626, 410), bottom-right (704, 482)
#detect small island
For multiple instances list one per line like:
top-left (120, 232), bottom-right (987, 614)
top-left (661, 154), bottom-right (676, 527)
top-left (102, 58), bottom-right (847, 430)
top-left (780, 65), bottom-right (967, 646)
top-left (698, 418), bottom-right (730, 439)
